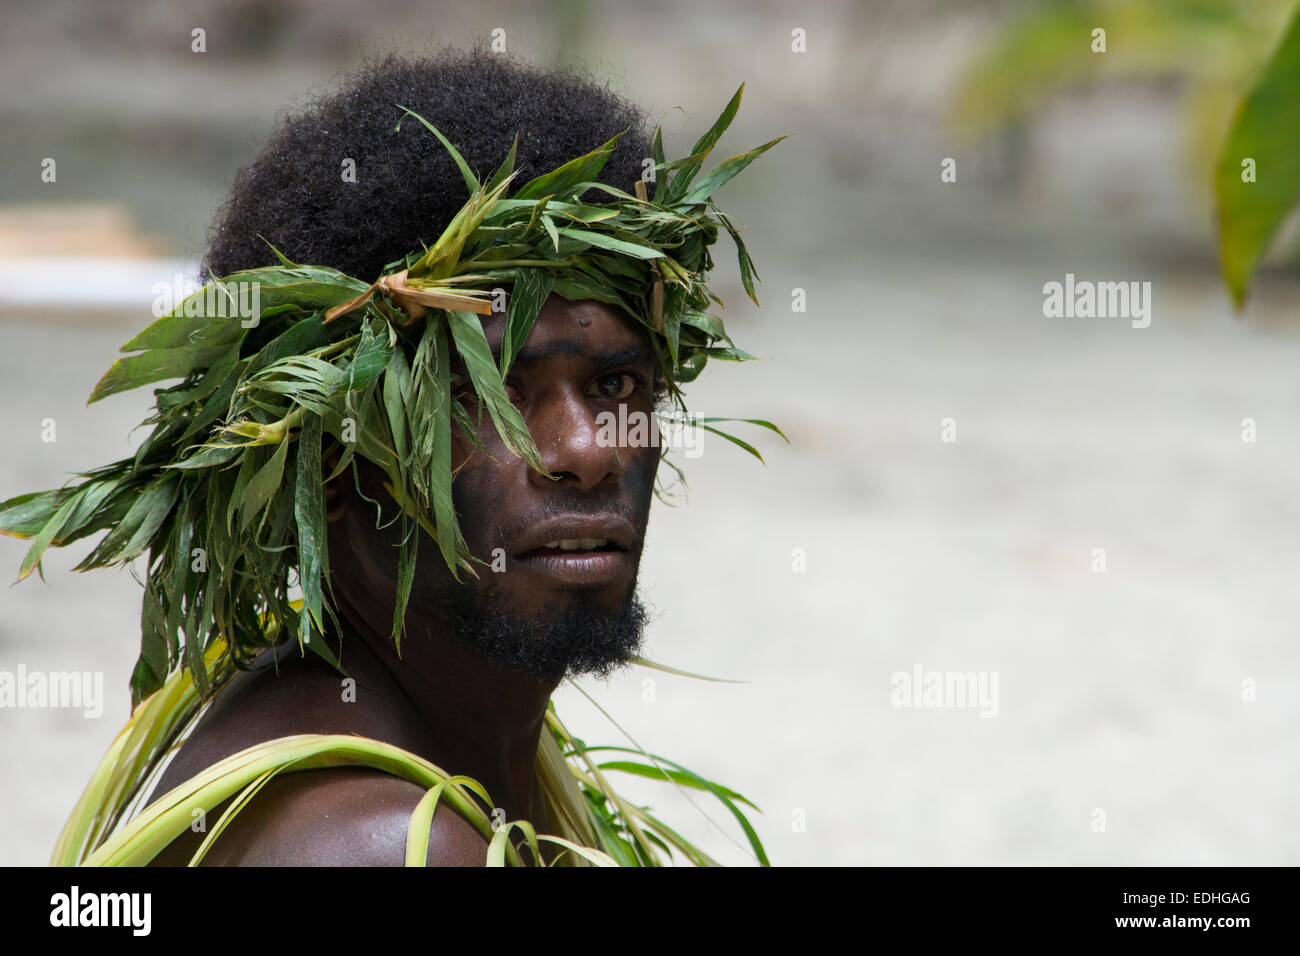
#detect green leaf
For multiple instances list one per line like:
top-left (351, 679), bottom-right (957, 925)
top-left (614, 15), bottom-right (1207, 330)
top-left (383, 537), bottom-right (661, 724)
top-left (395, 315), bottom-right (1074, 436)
top-left (17, 493), bottom-right (80, 581)
top-left (636, 807), bottom-right (720, 866)
top-left (155, 350), bottom-right (239, 413)
top-left (181, 597), bottom-right (209, 697)
top-left (118, 288), bottom-right (246, 353)
top-left (341, 320), bottom-right (392, 394)
top-left (583, 745), bottom-right (769, 866)
top-left (226, 448), bottom-right (258, 534)
top-left (178, 362), bottom-right (243, 446)
top-left (583, 793), bottom-right (641, 867)
top-left (88, 476), bottom-right (179, 566)
top-left (165, 443), bottom-right (242, 471)
top-left (555, 227), bottom-right (664, 260)
top-left (663, 308), bottom-right (681, 367)
top-left (226, 266), bottom-right (370, 315)
top-left (535, 834), bottom-right (618, 867)
top-left (139, 578), bottom-right (171, 690)
top-left (596, 760), bottom-right (758, 810)
top-left (484, 133), bottom-right (519, 195)
top-left (514, 132), bottom-right (622, 201)
top-left (650, 124), bottom-right (666, 201)
top-left (66, 483), bottom-right (142, 560)
top-left (404, 780), bottom-right (451, 866)
top-left (694, 415), bottom-right (788, 443)
top-left (663, 83), bottom-right (745, 202)
top-left (553, 203), bottom-right (620, 225)
top-left (699, 423), bottom-right (766, 464)
top-left (680, 310), bottom-right (728, 341)
top-left (541, 214), bottom-right (561, 253)
top-left (61, 477), bottom-right (124, 539)
top-left (90, 346), bottom-right (233, 404)
top-left (0, 488), bottom-right (70, 539)
top-left (427, 320), bottom-right (468, 577)
top-left (129, 644), bottom-right (165, 708)
top-left (383, 343), bottom-right (412, 465)
top-left (245, 313), bottom-right (330, 377)
top-left (1215, 3), bottom-right (1300, 306)
top-left (717, 211), bottom-right (761, 306)
top-left (447, 311), bottom-right (548, 475)
top-left (239, 438), bottom-right (289, 534)
top-left (501, 267), bottom-right (553, 375)
top-left (549, 275), bottom-right (637, 317)
top-left (679, 136), bottom-right (786, 205)
top-left (629, 654), bottom-right (748, 683)
top-left (391, 519), bottom-right (418, 653)
top-left (294, 412), bottom-right (325, 647)
top-left (700, 346), bottom-right (757, 361)
top-left (257, 235), bottom-right (300, 268)
top-left (395, 106), bottom-right (480, 194)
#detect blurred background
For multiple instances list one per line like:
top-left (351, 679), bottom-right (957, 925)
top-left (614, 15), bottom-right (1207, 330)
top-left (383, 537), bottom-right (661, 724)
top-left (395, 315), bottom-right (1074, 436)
top-left (2, 0), bottom-right (1298, 866)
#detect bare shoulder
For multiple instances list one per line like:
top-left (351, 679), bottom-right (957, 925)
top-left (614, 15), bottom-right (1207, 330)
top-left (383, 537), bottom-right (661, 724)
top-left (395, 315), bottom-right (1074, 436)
top-left (154, 766), bottom-right (489, 867)
top-left (150, 641), bottom-right (434, 802)
top-left (145, 643), bottom-right (489, 866)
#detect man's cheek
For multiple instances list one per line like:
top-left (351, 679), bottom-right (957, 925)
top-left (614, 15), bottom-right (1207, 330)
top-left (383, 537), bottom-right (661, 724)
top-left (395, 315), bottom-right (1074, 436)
top-left (450, 413), bottom-right (513, 469)
top-left (450, 458), bottom-right (509, 548)
top-left (625, 446), bottom-right (659, 514)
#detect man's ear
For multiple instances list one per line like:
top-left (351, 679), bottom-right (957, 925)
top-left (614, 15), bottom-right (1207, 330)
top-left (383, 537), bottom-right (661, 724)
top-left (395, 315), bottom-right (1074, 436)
top-left (323, 446), bottom-right (347, 524)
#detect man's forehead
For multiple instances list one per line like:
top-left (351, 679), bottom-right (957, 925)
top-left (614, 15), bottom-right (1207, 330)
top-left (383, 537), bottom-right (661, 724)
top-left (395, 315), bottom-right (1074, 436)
top-left (478, 295), bottom-right (650, 358)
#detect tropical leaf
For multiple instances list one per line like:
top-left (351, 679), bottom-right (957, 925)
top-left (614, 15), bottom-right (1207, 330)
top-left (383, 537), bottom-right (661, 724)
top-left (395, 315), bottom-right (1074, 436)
top-left (394, 106), bottom-right (480, 193)
top-left (1215, 2), bottom-right (1300, 304)
top-left (447, 310), bottom-right (548, 475)
top-left (584, 746), bottom-right (769, 865)
top-left (294, 412), bottom-right (326, 646)
top-left (513, 132), bottom-right (622, 201)
top-left (500, 266), bottom-right (553, 375)
top-left (679, 136), bottom-right (787, 205)
top-left (555, 226), bottom-right (664, 259)
top-left (90, 346), bottom-right (233, 404)
top-left (661, 83), bottom-right (746, 202)
top-left (0, 488), bottom-right (71, 540)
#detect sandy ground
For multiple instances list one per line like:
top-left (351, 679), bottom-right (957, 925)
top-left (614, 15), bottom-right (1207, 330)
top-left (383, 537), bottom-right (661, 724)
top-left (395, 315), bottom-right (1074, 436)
top-left (2, 245), bottom-right (1297, 866)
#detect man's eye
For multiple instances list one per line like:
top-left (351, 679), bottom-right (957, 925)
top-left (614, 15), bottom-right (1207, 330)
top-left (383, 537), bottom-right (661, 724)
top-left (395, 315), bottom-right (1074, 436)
top-left (591, 373), bottom-right (636, 400)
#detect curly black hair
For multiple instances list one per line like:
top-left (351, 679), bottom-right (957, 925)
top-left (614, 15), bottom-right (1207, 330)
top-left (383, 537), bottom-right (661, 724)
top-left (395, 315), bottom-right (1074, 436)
top-left (200, 47), bottom-right (654, 282)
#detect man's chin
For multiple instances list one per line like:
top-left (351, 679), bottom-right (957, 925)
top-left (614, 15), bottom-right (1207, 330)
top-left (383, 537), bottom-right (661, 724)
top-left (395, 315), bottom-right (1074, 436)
top-left (449, 585), bottom-right (649, 683)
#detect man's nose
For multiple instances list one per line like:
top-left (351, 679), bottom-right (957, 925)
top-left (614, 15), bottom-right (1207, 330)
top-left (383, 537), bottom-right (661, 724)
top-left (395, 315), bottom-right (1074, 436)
top-left (526, 385), bottom-right (625, 491)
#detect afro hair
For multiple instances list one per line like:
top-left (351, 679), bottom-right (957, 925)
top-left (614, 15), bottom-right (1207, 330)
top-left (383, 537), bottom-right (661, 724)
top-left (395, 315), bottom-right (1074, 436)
top-left (200, 48), bottom-right (654, 282)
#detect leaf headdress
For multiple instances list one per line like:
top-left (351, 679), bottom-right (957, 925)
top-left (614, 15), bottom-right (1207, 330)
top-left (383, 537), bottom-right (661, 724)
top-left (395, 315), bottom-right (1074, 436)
top-left (0, 84), bottom-right (785, 708)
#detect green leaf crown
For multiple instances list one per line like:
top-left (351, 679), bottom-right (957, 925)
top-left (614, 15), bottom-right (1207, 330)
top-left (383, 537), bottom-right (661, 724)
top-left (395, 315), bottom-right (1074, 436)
top-left (0, 84), bottom-right (786, 706)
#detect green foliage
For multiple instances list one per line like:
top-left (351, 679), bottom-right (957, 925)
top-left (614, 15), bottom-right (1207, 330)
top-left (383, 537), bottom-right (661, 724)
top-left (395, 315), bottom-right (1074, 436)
top-left (953, 0), bottom-right (1293, 206)
top-left (1215, 1), bottom-right (1300, 303)
top-left (0, 82), bottom-right (785, 819)
top-left (954, 0), bottom-right (1288, 137)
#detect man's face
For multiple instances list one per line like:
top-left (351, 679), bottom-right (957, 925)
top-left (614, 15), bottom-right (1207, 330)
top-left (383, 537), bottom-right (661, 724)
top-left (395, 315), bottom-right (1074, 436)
top-left (451, 294), bottom-right (661, 611)
top-left (338, 294), bottom-right (661, 682)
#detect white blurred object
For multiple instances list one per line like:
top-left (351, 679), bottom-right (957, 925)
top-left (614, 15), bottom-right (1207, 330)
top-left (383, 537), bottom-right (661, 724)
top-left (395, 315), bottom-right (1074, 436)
top-left (0, 258), bottom-right (199, 309)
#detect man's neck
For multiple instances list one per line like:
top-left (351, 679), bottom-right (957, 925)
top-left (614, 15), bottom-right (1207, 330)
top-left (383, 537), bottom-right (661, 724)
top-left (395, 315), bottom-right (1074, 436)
top-left (327, 592), bottom-right (560, 825)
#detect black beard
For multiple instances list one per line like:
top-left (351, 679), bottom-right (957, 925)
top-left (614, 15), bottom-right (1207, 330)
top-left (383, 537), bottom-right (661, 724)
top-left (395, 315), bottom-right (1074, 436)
top-left (446, 586), bottom-right (649, 684)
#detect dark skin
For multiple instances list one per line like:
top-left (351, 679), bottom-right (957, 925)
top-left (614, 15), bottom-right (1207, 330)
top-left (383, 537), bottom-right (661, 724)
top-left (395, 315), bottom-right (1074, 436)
top-left (149, 295), bottom-right (661, 866)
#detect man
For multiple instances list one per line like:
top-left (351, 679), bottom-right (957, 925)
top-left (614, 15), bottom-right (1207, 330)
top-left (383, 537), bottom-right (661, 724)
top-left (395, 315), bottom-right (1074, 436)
top-left (4, 48), bottom-right (779, 866)
top-left (148, 293), bottom-right (659, 866)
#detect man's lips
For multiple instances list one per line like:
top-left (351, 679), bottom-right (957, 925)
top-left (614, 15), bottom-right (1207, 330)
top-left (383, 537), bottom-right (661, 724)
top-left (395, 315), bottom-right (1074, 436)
top-left (515, 548), bottom-right (630, 587)
top-left (511, 515), bottom-right (637, 587)
top-left (512, 514), bottom-right (636, 558)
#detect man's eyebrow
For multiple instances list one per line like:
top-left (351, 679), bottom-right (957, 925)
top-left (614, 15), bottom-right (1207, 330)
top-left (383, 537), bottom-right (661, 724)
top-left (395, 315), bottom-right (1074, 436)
top-left (490, 340), bottom-right (656, 370)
